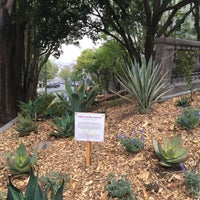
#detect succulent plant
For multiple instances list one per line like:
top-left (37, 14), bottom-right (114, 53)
top-left (51, 113), bottom-right (74, 138)
top-left (153, 135), bottom-right (188, 167)
top-left (16, 113), bottom-right (38, 136)
top-left (6, 143), bottom-right (38, 176)
top-left (7, 169), bottom-right (65, 200)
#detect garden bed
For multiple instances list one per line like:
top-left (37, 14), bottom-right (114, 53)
top-left (0, 92), bottom-right (200, 199)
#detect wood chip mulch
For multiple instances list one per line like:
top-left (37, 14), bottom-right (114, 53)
top-left (0, 92), bottom-right (200, 200)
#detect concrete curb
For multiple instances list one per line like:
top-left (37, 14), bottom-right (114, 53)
top-left (0, 117), bottom-right (18, 133)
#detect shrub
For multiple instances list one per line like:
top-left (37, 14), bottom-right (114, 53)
top-left (5, 143), bottom-right (38, 176)
top-left (44, 101), bottom-right (66, 118)
top-left (105, 174), bottom-right (135, 200)
top-left (175, 96), bottom-right (190, 107)
top-left (176, 107), bottom-right (200, 130)
top-left (40, 172), bottom-right (70, 200)
top-left (153, 135), bottom-right (188, 167)
top-left (118, 129), bottom-right (144, 153)
top-left (18, 94), bottom-right (56, 121)
top-left (16, 113), bottom-right (38, 136)
top-left (37, 93), bottom-right (56, 118)
top-left (180, 164), bottom-right (200, 196)
top-left (116, 57), bottom-right (172, 113)
top-left (185, 171), bottom-right (200, 196)
top-left (176, 50), bottom-right (197, 99)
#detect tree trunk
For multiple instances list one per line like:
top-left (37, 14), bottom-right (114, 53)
top-left (0, 5), bottom-right (15, 125)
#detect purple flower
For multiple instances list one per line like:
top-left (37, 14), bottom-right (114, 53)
top-left (180, 163), bottom-right (188, 173)
top-left (139, 129), bottom-right (144, 134)
top-left (183, 118), bottom-right (188, 124)
top-left (117, 134), bottom-right (127, 139)
top-left (132, 129), bottom-right (137, 135)
top-left (131, 138), bottom-right (138, 144)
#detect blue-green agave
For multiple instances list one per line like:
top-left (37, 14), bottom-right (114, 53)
top-left (153, 135), bottom-right (188, 167)
top-left (116, 57), bottom-right (172, 113)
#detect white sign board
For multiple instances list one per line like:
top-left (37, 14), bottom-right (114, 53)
top-left (75, 112), bottom-right (105, 142)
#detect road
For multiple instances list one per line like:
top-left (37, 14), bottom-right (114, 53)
top-left (37, 84), bottom-right (66, 94)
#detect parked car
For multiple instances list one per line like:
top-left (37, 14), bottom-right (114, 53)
top-left (46, 82), bottom-right (60, 88)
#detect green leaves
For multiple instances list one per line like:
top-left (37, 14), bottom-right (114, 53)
top-left (116, 57), bottom-right (172, 113)
top-left (153, 135), bottom-right (188, 167)
top-left (176, 107), bottom-right (200, 130)
top-left (16, 113), bottom-right (38, 136)
top-left (6, 143), bottom-right (38, 176)
top-left (6, 144), bottom-right (66, 200)
top-left (7, 169), bottom-right (65, 200)
top-left (52, 113), bottom-right (74, 138)
top-left (105, 174), bottom-right (135, 200)
top-left (58, 82), bottom-right (98, 113)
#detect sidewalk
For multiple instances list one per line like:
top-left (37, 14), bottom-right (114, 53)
top-left (0, 117), bottom-right (18, 133)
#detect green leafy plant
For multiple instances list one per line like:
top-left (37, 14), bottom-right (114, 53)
top-left (40, 172), bottom-right (70, 200)
top-left (16, 113), bottom-right (38, 136)
top-left (105, 174), bottom-right (135, 200)
top-left (185, 171), bottom-right (200, 196)
top-left (37, 93), bottom-right (56, 118)
top-left (153, 135), bottom-right (188, 167)
top-left (180, 164), bottom-right (200, 196)
top-left (118, 129), bottom-right (144, 153)
top-left (6, 169), bottom-right (65, 200)
top-left (51, 113), bottom-right (74, 138)
top-left (176, 107), bottom-right (200, 130)
top-left (175, 96), bottom-right (190, 107)
top-left (116, 57), bottom-right (172, 113)
top-left (57, 82), bottom-right (99, 114)
top-left (18, 94), bottom-right (56, 121)
top-left (176, 50), bottom-right (197, 99)
top-left (44, 101), bottom-right (66, 118)
top-left (18, 99), bottom-right (42, 121)
top-left (6, 143), bottom-right (38, 176)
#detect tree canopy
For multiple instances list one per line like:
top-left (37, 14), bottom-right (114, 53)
top-left (73, 39), bottom-right (127, 92)
top-left (85, 0), bottom-right (198, 63)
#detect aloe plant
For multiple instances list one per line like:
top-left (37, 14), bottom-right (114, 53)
top-left (16, 113), bottom-right (38, 136)
top-left (6, 143), bottom-right (38, 176)
top-left (7, 169), bottom-right (65, 200)
top-left (153, 135), bottom-right (188, 167)
top-left (116, 57), bottom-right (172, 113)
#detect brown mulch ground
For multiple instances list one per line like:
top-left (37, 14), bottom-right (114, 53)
top-left (0, 92), bottom-right (200, 200)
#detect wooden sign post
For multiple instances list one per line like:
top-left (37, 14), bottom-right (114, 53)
top-left (75, 112), bottom-right (105, 166)
top-left (86, 141), bottom-right (91, 166)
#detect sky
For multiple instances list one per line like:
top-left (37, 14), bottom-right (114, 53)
top-left (50, 36), bottom-right (101, 68)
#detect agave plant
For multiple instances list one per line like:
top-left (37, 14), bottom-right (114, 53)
top-left (116, 57), bottom-right (172, 113)
top-left (6, 143), bottom-right (38, 176)
top-left (153, 135), bottom-right (188, 167)
top-left (57, 82), bottom-right (99, 114)
top-left (7, 169), bottom-right (65, 200)
top-left (51, 113), bottom-right (74, 138)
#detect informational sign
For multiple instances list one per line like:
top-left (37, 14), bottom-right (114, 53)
top-left (75, 112), bottom-right (105, 142)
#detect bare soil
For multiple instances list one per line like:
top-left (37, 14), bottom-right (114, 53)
top-left (0, 92), bottom-right (200, 200)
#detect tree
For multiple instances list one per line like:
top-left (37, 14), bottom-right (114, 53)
top-left (0, 0), bottom-right (90, 124)
top-left (193, 1), bottom-right (200, 40)
top-left (38, 60), bottom-right (59, 85)
top-left (73, 39), bottom-right (127, 92)
top-left (59, 66), bottom-right (71, 83)
top-left (86, 0), bottom-right (196, 63)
